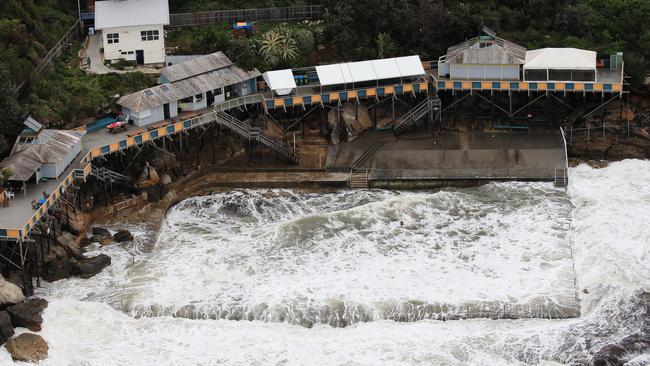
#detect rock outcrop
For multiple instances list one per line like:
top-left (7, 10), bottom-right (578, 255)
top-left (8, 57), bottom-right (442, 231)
top-left (0, 275), bottom-right (25, 306)
top-left (4, 333), bottom-right (49, 363)
top-left (74, 254), bottom-right (111, 279)
top-left (56, 232), bottom-right (85, 259)
top-left (113, 229), bottom-right (133, 242)
top-left (44, 259), bottom-right (75, 282)
top-left (0, 311), bottom-right (14, 345)
top-left (91, 227), bottom-right (112, 237)
top-left (6, 298), bottom-right (48, 332)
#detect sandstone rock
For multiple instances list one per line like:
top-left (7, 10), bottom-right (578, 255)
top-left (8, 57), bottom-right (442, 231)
top-left (74, 254), bottom-right (111, 279)
top-left (0, 274), bottom-right (25, 306)
top-left (607, 143), bottom-right (647, 160)
top-left (113, 229), bottom-right (133, 242)
top-left (90, 235), bottom-right (113, 246)
top-left (0, 311), bottom-right (14, 345)
top-left (7, 298), bottom-right (48, 331)
top-left (160, 173), bottom-right (172, 185)
top-left (5, 333), bottom-right (49, 363)
top-left (56, 232), bottom-right (84, 259)
top-left (44, 259), bottom-right (75, 282)
top-left (91, 227), bottom-right (111, 237)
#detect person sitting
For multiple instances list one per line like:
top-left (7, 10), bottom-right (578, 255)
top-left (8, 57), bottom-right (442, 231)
top-left (31, 200), bottom-right (38, 209)
top-left (42, 191), bottom-right (50, 199)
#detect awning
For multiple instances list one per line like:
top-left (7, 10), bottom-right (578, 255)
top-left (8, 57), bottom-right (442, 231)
top-left (263, 69), bottom-right (297, 96)
top-left (315, 56), bottom-right (425, 86)
top-left (394, 56), bottom-right (426, 77)
top-left (524, 48), bottom-right (596, 70)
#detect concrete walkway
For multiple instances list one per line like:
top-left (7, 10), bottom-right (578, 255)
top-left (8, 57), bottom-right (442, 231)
top-left (82, 32), bottom-right (160, 75)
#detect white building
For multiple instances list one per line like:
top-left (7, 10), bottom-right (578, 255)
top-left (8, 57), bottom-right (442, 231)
top-left (0, 118), bottom-right (84, 183)
top-left (118, 52), bottom-right (261, 126)
top-left (95, 0), bottom-right (170, 66)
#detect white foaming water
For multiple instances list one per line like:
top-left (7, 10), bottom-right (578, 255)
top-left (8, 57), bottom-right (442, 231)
top-left (2, 160), bottom-right (649, 365)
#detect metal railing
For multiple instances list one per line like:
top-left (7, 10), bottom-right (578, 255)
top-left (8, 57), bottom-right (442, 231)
top-left (15, 20), bottom-right (81, 94)
top-left (214, 94), bottom-right (264, 112)
top-left (169, 5), bottom-right (323, 27)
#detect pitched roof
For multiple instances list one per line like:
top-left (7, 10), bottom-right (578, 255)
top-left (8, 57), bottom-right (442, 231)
top-left (1, 130), bottom-right (84, 181)
top-left (95, 0), bottom-right (170, 30)
top-left (119, 53), bottom-right (261, 112)
top-left (443, 37), bottom-right (526, 65)
top-left (315, 56), bottom-right (426, 86)
top-left (524, 48), bottom-right (596, 70)
top-left (161, 52), bottom-right (233, 83)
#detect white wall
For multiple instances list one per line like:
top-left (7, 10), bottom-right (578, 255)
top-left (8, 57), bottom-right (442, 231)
top-left (123, 102), bottom-right (178, 127)
top-left (102, 25), bottom-right (166, 65)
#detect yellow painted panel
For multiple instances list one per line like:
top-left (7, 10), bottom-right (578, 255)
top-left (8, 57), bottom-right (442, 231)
top-left (91, 148), bottom-right (101, 159)
top-left (500, 82), bottom-right (509, 90)
top-left (293, 96), bottom-right (303, 105)
top-left (403, 84), bottom-right (414, 92)
top-left (594, 83), bottom-right (603, 91)
top-left (330, 92), bottom-right (339, 101)
top-left (519, 82), bottom-right (529, 90)
top-left (612, 84), bottom-right (622, 92)
top-left (419, 82), bottom-right (428, 91)
top-left (555, 83), bottom-right (565, 90)
top-left (444, 82), bottom-right (453, 89)
top-left (575, 83), bottom-right (585, 91)
top-left (127, 137), bottom-right (135, 147)
top-left (142, 133), bottom-right (150, 142)
top-left (366, 88), bottom-right (376, 97)
top-left (175, 122), bottom-right (183, 131)
top-left (481, 82), bottom-right (492, 89)
top-left (7, 229), bottom-right (20, 238)
top-left (274, 99), bottom-right (284, 108)
top-left (348, 90), bottom-right (358, 99)
top-left (538, 83), bottom-right (547, 91)
top-left (312, 94), bottom-right (322, 103)
top-left (461, 82), bottom-right (471, 90)
top-left (158, 127), bottom-right (167, 137)
top-left (385, 86), bottom-right (395, 94)
top-left (109, 143), bottom-right (119, 153)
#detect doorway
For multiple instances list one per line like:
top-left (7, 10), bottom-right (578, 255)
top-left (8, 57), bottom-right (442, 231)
top-left (163, 103), bottom-right (170, 119)
top-left (136, 50), bottom-right (144, 65)
top-left (206, 90), bottom-right (214, 106)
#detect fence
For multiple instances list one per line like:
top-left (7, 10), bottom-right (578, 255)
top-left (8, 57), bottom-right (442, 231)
top-left (169, 5), bottom-right (323, 27)
top-left (14, 20), bottom-right (81, 95)
top-left (565, 121), bottom-right (630, 144)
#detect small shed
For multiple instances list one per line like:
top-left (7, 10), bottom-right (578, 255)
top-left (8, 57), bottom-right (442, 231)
top-left (523, 48), bottom-right (597, 82)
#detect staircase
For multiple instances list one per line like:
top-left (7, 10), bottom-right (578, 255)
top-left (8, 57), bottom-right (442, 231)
top-left (349, 170), bottom-right (369, 189)
top-left (554, 168), bottom-right (569, 188)
top-left (393, 92), bottom-right (441, 136)
top-left (350, 136), bottom-right (396, 170)
top-left (91, 166), bottom-right (137, 190)
top-left (216, 111), bottom-right (301, 164)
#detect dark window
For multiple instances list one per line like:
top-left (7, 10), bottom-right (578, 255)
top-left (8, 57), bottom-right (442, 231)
top-left (179, 96), bottom-right (193, 103)
top-left (549, 69), bottom-right (572, 81)
top-left (107, 33), bottom-right (119, 44)
top-left (572, 70), bottom-right (595, 81)
top-left (194, 93), bottom-right (204, 102)
top-left (214, 88), bottom-right (223, 96)
top-left (525, 69), bottom-right (547, 81)
top-left (141, 30), bottom-right (160, 41)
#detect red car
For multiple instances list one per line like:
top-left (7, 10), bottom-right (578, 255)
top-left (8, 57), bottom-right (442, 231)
top-left (107, 120), bottom-right (127, 133)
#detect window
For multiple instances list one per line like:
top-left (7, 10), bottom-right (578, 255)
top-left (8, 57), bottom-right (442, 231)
top-left (141, 30), bottom-right (160, 41)
top-left (214, 88), bottom-right (223, 96)
top-left (194, 93), bottom-right (204, 103)
top-left (107, 33), bottom-right (119, 44)
top-left (179, 96), bottom-right (193, 104)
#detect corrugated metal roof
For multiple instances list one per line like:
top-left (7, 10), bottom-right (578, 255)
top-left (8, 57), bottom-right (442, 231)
top-left (23, 117), bottom-right (43, 133)
top-left (444, 37), bottom-right (526, 65)
top-left (161, 52), bottom-right (233, 83)
top-left (119, 64), bottom-right (261, 112)
top-left (118, 83), bottom-right (180, 112)
top-left (95, 0), bottom-right (170, 30)
top-left (1, 130), bottom-right (84, 181)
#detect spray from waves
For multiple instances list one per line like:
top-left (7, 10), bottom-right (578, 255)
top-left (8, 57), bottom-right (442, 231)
top-left (78, 183), bottom-right (580, 327)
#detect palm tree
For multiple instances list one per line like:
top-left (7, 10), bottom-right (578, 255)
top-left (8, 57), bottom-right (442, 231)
top-left (259, 25), bottom-right (299, 67)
